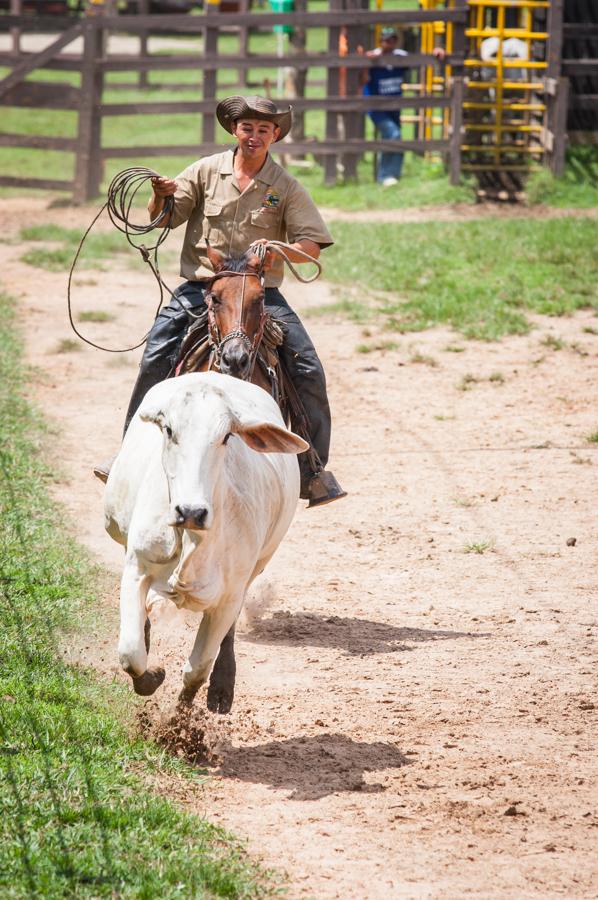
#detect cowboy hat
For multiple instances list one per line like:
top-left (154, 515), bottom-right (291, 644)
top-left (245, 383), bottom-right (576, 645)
top-left (216, 95), bottom-right (292, 142)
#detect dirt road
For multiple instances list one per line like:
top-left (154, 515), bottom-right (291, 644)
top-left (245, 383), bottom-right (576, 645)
top-left (4, 198), bottom-right (596, 898)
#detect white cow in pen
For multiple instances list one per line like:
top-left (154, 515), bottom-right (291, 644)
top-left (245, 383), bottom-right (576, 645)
top-left (104, 372), bottom-right (308, 712)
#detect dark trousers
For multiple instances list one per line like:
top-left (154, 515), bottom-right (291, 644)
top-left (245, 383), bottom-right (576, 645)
top-left (125, 281), bottom-right (331, 471)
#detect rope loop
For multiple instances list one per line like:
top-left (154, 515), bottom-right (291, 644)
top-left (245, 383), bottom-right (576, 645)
top-left (67, 166), bottom-right (176, 353)
top-left (248, 240), bottom-right (323, 283)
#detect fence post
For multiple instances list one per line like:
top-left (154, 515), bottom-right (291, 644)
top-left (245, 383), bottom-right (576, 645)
top-left (138, 0), bottom-right (150, 89)
top-left (342, 0), bottom-right (368, 181)
top-left (448, 0), bottom-right (466, 185)
top-left (202, 0), bottom-right (219, 145)
top-left (545, 0), bottom-right (567, 176)
top-left (449, 75), bottom-right (463, 185)
top-left (549, 77), bottom-right (569, 177)
top-left (10, 0), bottom-right (22, 57)
top-left (74, 16), bottom-right (104, 203)
top-left (324, 0), bottom-right (342, 186)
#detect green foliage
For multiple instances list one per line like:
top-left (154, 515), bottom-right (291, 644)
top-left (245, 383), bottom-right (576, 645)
top-left (323, 217), bottom-right (598, 340)
top-left (463, 540), bottom-right (492, 554)
top-left (0, 293), bottom-right (282, 898)
top-left (526, 147), bottom-right (598, 208)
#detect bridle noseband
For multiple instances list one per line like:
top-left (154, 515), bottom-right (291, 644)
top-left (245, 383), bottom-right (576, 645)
top-left (205, 268), bottom-right (267, 378)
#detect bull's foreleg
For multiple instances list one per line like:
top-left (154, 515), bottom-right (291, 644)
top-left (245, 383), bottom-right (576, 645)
top-left (207, 624), bottom-right (236, 714)
top-left (118, 557), bottom-right (165, 696)
top-left (178, 599), bottom-right (242, 710)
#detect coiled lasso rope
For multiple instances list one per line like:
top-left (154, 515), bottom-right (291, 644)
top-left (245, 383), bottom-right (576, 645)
top-left (67, 166), bottom-right (175, 352)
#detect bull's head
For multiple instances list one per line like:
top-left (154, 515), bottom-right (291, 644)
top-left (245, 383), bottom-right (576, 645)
top-left (139, 373), bottom-right (308, 532)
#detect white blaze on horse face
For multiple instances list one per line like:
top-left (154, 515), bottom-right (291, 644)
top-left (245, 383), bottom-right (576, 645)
top-left (160, 391), bottom-right (232, 531)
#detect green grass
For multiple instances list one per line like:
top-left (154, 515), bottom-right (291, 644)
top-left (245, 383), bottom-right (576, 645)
top-left (0, 292), bottom-right (282, 898)
top-left (463, 540), bottom-right (493, 554)
top-left (322, 217), bottom-right (598, 340)
top-left (18, 224), bottom-right (150, 272)
top-left (525, 148), bottom-right (598, 208)
top-left (78, 310), bottom-right (116, 323)
top-left (52, 338), bottom-right (81, 354)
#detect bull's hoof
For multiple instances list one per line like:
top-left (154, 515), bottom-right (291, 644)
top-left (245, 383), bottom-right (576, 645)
top-left (132, 666), bottom-right (165, 696)
top-left (177, 684), bottom-right (199, 706)
top-left (207, 681), bottom-right (234, 714)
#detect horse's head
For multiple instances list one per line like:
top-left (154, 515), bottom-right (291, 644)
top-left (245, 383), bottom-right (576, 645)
top-left (205, 244), bottom-right (269, 380)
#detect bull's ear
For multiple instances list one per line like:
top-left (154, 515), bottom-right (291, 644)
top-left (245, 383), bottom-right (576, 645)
top-left (235, 422), bottom-right (309, 455)
top-left (137, 379), bottom-right (187, 427)
top-left (206, 242), bottom-right (226, 273)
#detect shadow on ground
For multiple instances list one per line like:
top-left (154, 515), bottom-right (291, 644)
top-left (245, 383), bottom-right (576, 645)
top-left (243, 611), bottom-right (484, 657)
top-left (216, 732), bottom-right (412, 800)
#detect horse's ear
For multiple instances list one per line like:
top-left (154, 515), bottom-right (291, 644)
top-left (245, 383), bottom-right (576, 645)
top-left (246, 249), bottom-right (273, 272)
top-left (206, 242), bottom-right (226, 272)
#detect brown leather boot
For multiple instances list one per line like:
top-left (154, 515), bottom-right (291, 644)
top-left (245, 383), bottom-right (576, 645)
top-left (93, 455), bottom-right (116, 484)
top-left (305, 470), bottom-right (347, 508)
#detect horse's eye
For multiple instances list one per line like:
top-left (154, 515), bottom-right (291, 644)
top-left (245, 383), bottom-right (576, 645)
top-left (223, 432), bottom-right (232, 445)
top-left (165, 425), bottom-right (173, 439)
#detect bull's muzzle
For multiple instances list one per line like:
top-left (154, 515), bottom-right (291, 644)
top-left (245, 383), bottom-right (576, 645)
top-left (172, 504), bottom-right (210, 530)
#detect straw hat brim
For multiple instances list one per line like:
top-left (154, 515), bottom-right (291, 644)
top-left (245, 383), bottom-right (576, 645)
top-left (216, 95), bottom-right (292, 142)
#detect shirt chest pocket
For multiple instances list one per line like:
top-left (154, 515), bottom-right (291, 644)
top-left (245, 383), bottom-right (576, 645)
top-left (250, 207), bottom-right (281, 237)
top-left (203, 201), bottom-right (223, 242)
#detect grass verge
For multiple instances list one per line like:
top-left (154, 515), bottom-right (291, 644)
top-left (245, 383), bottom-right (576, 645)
top-left (321, 216), bottom-right (598, 340)
top-left (0, 291), bottom-right (281, 898)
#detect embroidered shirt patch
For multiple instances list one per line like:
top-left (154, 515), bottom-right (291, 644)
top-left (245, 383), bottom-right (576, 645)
top-left (262, 190), bottom-right (280, 208)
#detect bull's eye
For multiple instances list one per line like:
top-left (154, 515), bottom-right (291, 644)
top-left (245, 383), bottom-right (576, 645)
top-left (165, 425), bottom-right (173, 439)
top-left (223, 432), bottom-right (232, 445)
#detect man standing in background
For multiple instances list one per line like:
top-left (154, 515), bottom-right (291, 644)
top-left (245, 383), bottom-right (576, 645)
top-left (361, 27), bottom-right (444, 187)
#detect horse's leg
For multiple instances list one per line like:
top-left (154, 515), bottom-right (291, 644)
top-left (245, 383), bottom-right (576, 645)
top-left (207, 624), bottom-right (236, 714)
top-left (178, 599), bottom-right (242, 710)
top-left (118, 557), bottom-right (165, 696)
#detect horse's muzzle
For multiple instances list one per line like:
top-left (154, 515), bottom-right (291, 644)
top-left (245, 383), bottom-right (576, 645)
top-left (220, 343), bottom-right (251, 379)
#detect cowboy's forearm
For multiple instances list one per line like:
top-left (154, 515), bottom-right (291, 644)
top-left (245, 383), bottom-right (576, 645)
top-left (148, 175), bottom-right (178, 227)
top-left (286, 239), bottom-right (321, 263)
top-left (148, 193), bottom-right (170, 227)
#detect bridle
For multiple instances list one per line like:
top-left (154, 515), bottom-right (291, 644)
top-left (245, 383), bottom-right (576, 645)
top-left (205, 268), bottom-right (268, 378)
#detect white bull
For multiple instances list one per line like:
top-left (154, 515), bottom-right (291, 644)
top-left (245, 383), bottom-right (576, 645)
top-left (104, 372), bottom-right (308, 710)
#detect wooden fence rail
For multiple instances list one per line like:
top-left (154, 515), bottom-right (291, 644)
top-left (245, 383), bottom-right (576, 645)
top-left (0, 3), bottom-right (467, 201)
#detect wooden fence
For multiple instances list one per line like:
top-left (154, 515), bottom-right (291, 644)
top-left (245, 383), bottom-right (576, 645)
top-left (0, 2), bottom-right (468, 201)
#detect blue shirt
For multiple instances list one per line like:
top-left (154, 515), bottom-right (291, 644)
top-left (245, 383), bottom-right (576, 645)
top-left (364, 48), bottom-right (408, 125)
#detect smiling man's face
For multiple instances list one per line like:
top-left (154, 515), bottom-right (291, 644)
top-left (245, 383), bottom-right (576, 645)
top-left (232, 118), bottom-right (280, 161)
